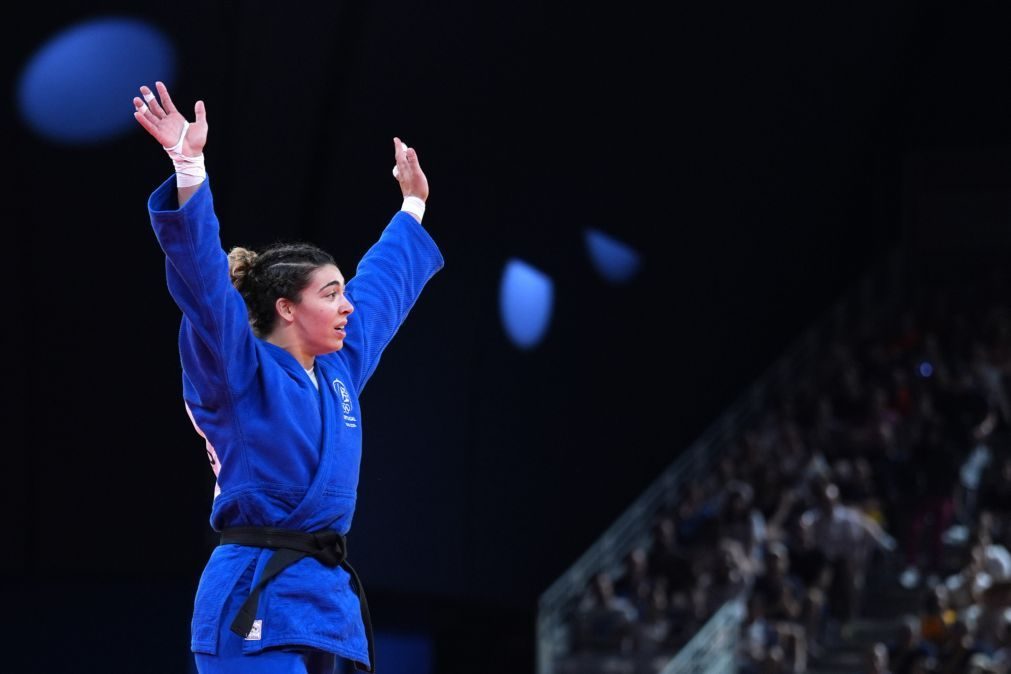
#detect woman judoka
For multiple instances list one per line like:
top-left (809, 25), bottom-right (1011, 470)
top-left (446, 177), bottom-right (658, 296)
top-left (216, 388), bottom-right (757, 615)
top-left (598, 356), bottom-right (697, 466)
top-left (132, 81), bottom-right (444, 674)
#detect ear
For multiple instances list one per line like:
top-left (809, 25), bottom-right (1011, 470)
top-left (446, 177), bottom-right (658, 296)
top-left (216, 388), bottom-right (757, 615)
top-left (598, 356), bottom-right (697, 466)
top-left (275, 297), bottom-right (296, 324)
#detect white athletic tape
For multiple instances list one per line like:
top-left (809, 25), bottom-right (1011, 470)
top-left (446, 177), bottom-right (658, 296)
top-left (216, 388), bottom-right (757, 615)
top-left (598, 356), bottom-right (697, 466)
top-left (162, 120), bottom-right (189, 153)
top-left (161, 120), bottom-right (206, 187)
top-left (143, 91), bottom-right (156, 102)
top-left (401, 195), bottom-right (425, 220)
top-left (139, 103), bottom-right (149, 114)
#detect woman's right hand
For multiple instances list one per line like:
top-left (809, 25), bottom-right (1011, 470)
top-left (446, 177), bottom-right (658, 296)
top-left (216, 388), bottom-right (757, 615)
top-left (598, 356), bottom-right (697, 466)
top-left (132, 81), bottom-right (207, 156)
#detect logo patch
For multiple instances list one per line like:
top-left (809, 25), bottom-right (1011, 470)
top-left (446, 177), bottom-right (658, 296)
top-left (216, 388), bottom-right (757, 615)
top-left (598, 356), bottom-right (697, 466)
top-left (332, 378), bottom-right (358, 428)
top-left (245, 619), bottom-right (262, 641)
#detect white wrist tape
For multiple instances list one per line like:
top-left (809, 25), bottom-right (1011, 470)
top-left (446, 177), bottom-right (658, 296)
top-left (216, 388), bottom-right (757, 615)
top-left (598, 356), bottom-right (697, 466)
top-left (401, 196), bottom-right (425, 220)
top-left (162, 120), bottom-right (206, 188)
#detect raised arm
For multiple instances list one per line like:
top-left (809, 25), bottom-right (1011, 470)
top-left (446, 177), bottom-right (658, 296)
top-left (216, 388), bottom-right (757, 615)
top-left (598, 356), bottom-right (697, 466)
top-left (133, 83), bottom-right (257, 404)
top-left (857, 511), bottom-right (898, 553)
top-left (392, 136), bottom-right (429, 221)
top-left (133, 81), bottom-right (207, 207)
top-left (335, 138), bottom-right (444, 392)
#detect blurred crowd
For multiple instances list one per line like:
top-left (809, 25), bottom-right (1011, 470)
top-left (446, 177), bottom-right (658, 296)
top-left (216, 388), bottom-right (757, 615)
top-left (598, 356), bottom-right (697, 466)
top-left (566, 267), bottom-right (1011, 674)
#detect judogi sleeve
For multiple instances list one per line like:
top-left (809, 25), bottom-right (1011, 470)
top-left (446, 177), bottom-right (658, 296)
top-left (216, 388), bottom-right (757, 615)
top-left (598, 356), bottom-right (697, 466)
top-left (340, 211), bottom-right (444, 393)
top-left (147, 174), bottom-right (258, 406)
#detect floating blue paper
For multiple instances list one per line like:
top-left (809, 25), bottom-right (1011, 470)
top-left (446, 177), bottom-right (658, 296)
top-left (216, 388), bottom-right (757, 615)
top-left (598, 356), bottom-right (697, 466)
top-left (500, 259), bottom-right (554, 349)
top-left (585, 228), bottom-right (641, 283)
top-left (18, 17), bottom-right (176, 144)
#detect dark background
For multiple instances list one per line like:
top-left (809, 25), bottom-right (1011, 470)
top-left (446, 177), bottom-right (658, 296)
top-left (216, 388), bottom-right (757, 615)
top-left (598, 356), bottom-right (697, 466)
top-left (5, 1), bottom-right (1011, 672)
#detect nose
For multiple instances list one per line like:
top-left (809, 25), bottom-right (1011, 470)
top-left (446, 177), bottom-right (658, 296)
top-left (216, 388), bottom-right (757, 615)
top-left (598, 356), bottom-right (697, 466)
top-left (342, 296), bottom-right (354, 315)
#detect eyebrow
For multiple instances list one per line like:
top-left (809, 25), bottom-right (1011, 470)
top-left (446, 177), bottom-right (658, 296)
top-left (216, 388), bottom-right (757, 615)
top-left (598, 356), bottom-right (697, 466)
top-left (319, 279), bottom-right (345, 292)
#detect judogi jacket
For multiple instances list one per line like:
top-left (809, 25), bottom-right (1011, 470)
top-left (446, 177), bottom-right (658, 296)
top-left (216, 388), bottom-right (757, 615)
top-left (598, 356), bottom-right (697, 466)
top-left (147, 174), bottom-right (444, 666)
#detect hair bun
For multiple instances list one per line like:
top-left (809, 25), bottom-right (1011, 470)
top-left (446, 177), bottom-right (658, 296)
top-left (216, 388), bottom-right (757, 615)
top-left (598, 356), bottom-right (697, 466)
top-left (228, 247), bottom-right (258, 289)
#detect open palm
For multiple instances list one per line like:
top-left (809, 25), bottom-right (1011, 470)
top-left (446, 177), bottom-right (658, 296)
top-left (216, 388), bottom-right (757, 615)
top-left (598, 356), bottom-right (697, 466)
top-left (133, 81), bottom-right (207, 156)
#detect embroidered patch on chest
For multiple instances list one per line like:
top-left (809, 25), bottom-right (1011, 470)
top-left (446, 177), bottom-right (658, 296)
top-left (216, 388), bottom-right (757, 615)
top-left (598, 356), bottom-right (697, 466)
top-left (332, 378), bottom-right (358, 428)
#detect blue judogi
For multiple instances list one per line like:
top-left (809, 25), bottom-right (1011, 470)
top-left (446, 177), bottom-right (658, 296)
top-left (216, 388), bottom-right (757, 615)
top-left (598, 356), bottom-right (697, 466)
top-left (147, 174), bottom-right (444, 670)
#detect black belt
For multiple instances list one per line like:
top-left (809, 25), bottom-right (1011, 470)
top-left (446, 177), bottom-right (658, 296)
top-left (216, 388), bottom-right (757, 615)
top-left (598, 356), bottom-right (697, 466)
top-left (220, 526), bottom-right (374, 672)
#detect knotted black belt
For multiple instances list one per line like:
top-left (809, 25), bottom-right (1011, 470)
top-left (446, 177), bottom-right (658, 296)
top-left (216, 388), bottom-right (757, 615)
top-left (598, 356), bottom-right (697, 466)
top-left (220, 526), bottom-right (374, 672)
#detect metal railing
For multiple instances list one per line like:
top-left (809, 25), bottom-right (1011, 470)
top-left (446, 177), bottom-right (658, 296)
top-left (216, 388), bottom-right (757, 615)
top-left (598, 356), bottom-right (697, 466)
top-left (661, 598), bottom-right (745, 674)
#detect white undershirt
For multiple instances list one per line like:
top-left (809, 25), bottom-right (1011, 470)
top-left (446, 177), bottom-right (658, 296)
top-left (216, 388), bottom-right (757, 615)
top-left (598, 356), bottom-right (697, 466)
top-left (305, 366), bottom-right (319, 390)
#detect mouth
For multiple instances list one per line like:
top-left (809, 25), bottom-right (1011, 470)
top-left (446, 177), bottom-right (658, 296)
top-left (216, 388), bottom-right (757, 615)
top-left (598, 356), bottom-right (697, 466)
top-left (335, 323), bottom-right (347, 338)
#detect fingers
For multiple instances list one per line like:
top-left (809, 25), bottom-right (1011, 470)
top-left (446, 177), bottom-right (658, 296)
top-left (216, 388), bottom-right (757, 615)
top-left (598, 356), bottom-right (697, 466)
top-left (156, 81), bottom-right (178, 114)
top-left (394, 136), bottom-right (414, 168)
top-left (393, 137), bottom-right (406, 179)
top-left (132, 97), bottom-right (159, 129)
top-left (194, 100), bottom-right (207, 124)
top-left (139, 85), bottom-right (167, 118)
top-left (395, 137), bottom-right (414, 157)
top-left (133, 96), bottom-right (160, 125)
top-left (392, 136), bottom-right (412, 163)
top-left (132, 99), bottom-right (159, 136)
top-left (392, 137), bottom-right (421, 180)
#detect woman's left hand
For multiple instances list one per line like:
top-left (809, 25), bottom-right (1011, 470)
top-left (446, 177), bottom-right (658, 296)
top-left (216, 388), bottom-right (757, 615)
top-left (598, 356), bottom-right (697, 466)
top-left (393, 137), bottom-right (429, 203)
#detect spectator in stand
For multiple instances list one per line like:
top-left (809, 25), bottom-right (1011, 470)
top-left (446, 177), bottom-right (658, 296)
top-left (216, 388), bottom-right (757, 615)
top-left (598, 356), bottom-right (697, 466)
top-left (943, 527), bottom-right (993, 618)
top-left (719, 481), bottom-right (767, 571)
top-left (631, 577), bottom-right (672, 656)
top-left (666, 585), bottom-right (701, 652)
top-left (739, 593), bottom-right (775, 674)
top-left (573, 571), bottom-right (638, 654)
top-left (972, 577), bottom-right (1011, 656)
top-left (953, 411), bottom-right (997, 540)
top-left (988, 610), bottom-right (1011, 673)
top-left (613, 546), bottom-right (653, 620)
top-left (752, 542), bottom-right (804, 625)
top-left (801, 482), bottom-right (897, 625)
top-left (703, 542), bottom-right (751, 617)
top-left (865, 642), bottom-right (891, 674)
top-left (675, 483), bottom-right (718, 548)
top-left (646, 516), bottom-right (695, 594)
top-left (920, 584), bottom-right (956, 648)
top-left (889, 617), bottom-right (936, 674)
top-left (935, 619), bottom-right (976, 674)
top-left (780, 517), bottom-right (831, 655)
top-left (739, 593), bottom-right (805, 674)
top-left (979, 456), bottom-right (1011, 544)
top-left (865, 384), bottom-right (902, 460)
top-left (899, 413), bottom-right (958, 590)
top-left (853, 457), bottom-right (886, 524)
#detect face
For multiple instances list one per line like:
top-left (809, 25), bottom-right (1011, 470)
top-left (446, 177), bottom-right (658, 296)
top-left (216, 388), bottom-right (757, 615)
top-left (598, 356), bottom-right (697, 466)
top-left (286, 264), bottom-right (354, 355)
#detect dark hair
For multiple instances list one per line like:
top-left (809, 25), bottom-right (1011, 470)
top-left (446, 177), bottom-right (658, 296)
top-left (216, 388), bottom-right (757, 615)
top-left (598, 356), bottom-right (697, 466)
top-left (227, 242), bottom-right (336, 336)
